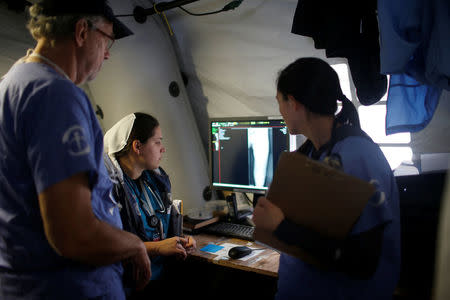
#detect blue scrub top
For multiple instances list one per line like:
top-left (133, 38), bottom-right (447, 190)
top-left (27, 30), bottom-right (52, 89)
top-left (0, 62), bottom-right (124, 299)
top-left (124, 170), bottom-right (171, 280)
top-left (276, 136), bottom-right (401, 300)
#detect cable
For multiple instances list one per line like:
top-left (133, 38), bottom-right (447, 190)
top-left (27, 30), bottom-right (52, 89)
top-left (179, 0), bottom-right (243, 16)
top-left (115, 1), bottom-right (243, 19)
top-left (114, 14), bottom-right (134, 17)
top-left (178, 6), bottom-right (222, 16)
top-left (153, 3), bottom-right (174, 36)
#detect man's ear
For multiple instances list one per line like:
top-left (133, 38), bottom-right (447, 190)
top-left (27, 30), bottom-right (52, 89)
top-left (74, 18), bottom-right (90, 47)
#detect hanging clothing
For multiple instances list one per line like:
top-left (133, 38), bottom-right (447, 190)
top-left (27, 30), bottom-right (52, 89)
top-left (378, 0), bottom-right (450, 90)
top-left (378, 0), bottom-right (449, 134)
top-left (291, 0), bottom-right (387, 105)
top-left (385, 74), bottom-right (442, 134)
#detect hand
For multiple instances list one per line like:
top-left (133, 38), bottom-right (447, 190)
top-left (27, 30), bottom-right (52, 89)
top-left (151, 237), bottom-right (187, 260)
top-left (130, 242), bottom-right (151, 291)
top-left (181, 235), bottom-right (197, 254)
top-left (253, 197), bottom-right (284, 232)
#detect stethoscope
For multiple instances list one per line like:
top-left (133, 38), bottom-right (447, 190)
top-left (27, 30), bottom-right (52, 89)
top-left (124, 176), bottom-right (166, 238)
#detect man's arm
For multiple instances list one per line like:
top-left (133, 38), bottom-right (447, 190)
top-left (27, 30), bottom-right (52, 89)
top-left (38, 171), bottom-right (151, 287)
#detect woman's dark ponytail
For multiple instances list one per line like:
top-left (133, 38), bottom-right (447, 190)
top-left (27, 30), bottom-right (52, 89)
top-left (336, 93), bottom-right (361, 128)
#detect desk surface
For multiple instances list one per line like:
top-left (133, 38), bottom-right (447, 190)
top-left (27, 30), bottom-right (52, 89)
top-left (188, 233), bottom-right (280, 277)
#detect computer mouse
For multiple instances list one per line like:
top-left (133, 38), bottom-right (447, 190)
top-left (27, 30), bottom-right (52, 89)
top-left (228, 246), bottom-right (253, 259)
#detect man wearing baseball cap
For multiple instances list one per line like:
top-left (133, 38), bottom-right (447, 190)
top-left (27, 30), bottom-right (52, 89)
top-left (0, 1), bottom-right (151, 299)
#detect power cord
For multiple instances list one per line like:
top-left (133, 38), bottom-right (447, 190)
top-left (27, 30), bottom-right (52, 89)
top-left (179, 0), bottom-right (243, 16)
top-left (115, 1), bottom-right (244, 19)
top-left (153, 3), bottom-right (174, 35)
top-left (115, 0), bottom-right (244, 36)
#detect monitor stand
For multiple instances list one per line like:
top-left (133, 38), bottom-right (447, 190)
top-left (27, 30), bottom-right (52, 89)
top-left (252, 193), bottom-right (264, 207)
top-left (226, 192), bottom-right (253, 224)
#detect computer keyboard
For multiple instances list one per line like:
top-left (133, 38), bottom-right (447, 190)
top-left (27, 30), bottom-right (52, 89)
top-left (203, 221), bottom-right (255, 241)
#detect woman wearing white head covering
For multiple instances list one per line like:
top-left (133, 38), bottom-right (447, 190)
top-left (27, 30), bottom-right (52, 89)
top-left (103, 112), bottom-right (196, 289)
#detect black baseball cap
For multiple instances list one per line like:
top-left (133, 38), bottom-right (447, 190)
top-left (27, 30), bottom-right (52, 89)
top-left (37, 0), bottom-right (133, 39)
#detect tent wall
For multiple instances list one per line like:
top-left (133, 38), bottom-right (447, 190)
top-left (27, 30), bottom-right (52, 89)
top-left (89, 0), bottom-right (209, 211)
top-left (166, 0), bottom-right (450, 162)
top-left (0, 0), bottom-right (448, 208)
top-left (0, 1), bottom-right (210, 211)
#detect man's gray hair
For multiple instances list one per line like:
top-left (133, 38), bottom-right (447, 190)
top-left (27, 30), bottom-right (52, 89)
top-left (27, 3), bottom-right (104, 45)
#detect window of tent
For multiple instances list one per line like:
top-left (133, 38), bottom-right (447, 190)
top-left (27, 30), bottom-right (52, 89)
top-left (330, 65), bottom-right (416, 173)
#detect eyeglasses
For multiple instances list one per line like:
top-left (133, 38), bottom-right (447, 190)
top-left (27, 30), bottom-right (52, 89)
top-left (92, 26), bottom-right (115, 50)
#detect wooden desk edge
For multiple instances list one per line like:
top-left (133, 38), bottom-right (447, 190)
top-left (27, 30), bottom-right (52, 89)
top-left (188, 233), bottom-right (279, 278)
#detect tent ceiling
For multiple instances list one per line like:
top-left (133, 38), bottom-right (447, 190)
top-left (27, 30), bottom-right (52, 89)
top-left (166, 0), bottom-right (340, 118)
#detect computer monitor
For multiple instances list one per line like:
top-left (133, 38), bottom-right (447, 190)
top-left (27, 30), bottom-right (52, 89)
top-left (209, 116), bottom-right (291, 194)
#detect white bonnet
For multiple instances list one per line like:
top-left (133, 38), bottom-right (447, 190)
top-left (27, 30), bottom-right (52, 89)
top-left (103, 113), bottom-right (136, 172)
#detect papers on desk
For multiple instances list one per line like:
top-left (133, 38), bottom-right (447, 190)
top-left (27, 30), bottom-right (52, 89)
top-left (200, 242), bottom-right (260, 261)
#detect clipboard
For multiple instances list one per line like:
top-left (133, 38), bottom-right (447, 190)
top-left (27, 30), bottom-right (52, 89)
top-left (254, 151), bottom-right (375, 265)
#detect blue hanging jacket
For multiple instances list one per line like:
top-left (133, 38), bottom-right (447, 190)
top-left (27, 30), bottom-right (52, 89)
top-left (386, 74), bottom-right (442, 134)
top-left (378, 0), bottom-right (448, 134)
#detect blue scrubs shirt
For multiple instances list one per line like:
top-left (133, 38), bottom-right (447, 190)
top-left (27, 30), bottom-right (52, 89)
top-left (0, 62), bottom-right (124, 299)
top-left (124, 170), bottom-right (170, 280)
top-left (276, 136), bottom-right (401, 300)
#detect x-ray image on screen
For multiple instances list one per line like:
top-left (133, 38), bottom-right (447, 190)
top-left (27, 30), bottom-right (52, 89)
top-left (210, 117), bottom-right (289, 193)
top-left (248, 127), bottom-right (273, 187)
